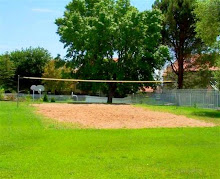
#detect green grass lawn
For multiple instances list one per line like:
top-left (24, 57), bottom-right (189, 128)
top-left (0, 102), bottom-right (220, 178)
top-left (136, 104), bottom-right (220, 125)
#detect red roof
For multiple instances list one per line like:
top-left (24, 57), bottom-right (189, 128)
top-left (163, 55), bottom-right (218, 76)
top-left (113, 58), bottom-right (118, 62)
top-left (140, 87), bottom-right (154, 93)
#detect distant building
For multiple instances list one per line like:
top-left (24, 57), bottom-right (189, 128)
top-left (140, 87), bottom-right (154, 93)
top-left (163, 55), bottom-right (219, 89)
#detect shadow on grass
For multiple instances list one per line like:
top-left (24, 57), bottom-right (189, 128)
top-left (192, 111), bottom-right (220, 119)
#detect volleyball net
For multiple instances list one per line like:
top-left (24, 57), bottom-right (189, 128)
top-left (16, 76), bottom-right (174, 106)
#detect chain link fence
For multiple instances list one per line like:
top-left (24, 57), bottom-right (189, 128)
top-left (155, 89), bottom-right (220, 109)
top-left (81, 89), bottom-right (220, 109)
top-left (3, 89), bottom-right (220, 109)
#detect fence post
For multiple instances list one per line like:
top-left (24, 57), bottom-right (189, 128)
top-left (190, 91), bottom-right (192, 107)
top-left (175, 91), bottom-right (177, 106)
top-left (217, 92), bottom-right (219, 108)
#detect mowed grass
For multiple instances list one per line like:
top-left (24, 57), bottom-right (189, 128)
top-left (0, 102), bottom-right (220, 178)
top-left (136, 104), bottom-right (220, 125)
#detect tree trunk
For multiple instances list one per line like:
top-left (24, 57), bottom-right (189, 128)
top-left (178, 57), bottom-right (184, 89)
top-left (107, 82), bottom-right (117, 104)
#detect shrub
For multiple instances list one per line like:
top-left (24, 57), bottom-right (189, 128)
top-left (43, 94), bottom-right (49, 102)
top-left (193, 103), bottom-right (197, 108)
top-left (0, 88), bottom-right (5, 100)
top-left (38, 98), bottom-right (43, 103)
top-left (25, 92), bottom-right (32, 102)
top-left (51, 97), bottom-right (56, 103)
top-left (6, 94), bottom-right (16, 101)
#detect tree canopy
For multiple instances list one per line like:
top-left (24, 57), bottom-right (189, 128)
top-left (194, 0), bottom-right (220, 46)
top-left (55, 0), bottom-right (169, 103)
top-left (43, 60), bottom-right (74, 94)
top-left (194, 0), bottom-right (220, 89)
top-left (9, 47), bottom-right (51, 90)
top-left (0, 54), bottom-right (15, 91)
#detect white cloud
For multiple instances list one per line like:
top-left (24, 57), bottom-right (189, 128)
top-left (32, 8), bottom-right (53, 13)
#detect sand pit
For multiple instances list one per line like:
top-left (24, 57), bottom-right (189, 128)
top-left (33, 103), bottom-right (215, 129)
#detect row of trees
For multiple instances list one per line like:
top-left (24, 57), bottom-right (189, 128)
top-left (55, 0), bottom-right (219, 102)
top-left (155, 0), bottom-right (219, 89)
top-left (0, 48), bottom-right (70, 93)
top-left (0, 48), bottom-right (50, 91)
top-left (156, 0), bottom-right (220, 89)
top-left (0, 0), bottom-right (219, 103)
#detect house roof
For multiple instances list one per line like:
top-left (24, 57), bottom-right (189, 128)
top-left (140, 87), bottom-right (154, 93)
top-left (163, 55), bottom-right (219, 77)
top-left (113, 58), bottom-right (118, 62)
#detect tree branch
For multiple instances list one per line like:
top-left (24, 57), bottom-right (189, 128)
top-left (169, 59), bottom-right (178, 76)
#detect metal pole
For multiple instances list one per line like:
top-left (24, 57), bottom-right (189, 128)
top-left (17, 75), bottom-right (20, 108)
top-left (178, 93), bottom-right (180, 106)
top-left (33, 90), bottom-right (35, 102)
top-left (39, 89), bottom-right (41, 99)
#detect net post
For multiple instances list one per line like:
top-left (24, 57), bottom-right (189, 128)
top-left (17, 75), bottom-right (20, 108)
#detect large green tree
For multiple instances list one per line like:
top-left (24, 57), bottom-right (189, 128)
top-left (154, 0), bottom-right (204, 89)
top-left (194, 0), bottom-right (220, 89)
top-left (0, 54), bottom-right (15, 90)
top-left (9, 47), bottom-right (51, 90)
top-left (194, 0), bottom-right (220, 46)
top-left (56, 0), bottom-right (169, 103)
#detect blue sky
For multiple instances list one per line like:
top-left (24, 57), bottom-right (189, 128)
top-left (0, 0), bottom-right (155, 58)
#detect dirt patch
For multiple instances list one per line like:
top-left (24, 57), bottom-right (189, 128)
top-left (33, 103), bottom-right (215, 129)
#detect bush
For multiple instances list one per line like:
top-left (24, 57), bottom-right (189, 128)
top-left (6, 94), bottom-right (16, 101)
top-left (25, 92), bottom-right (32, 102)
top-left (51, 97), bottom-right (56, 103)
top-left (38, 98), bottom-right (43, 103)
top-left (43, 94), bottom-right (49, 102)
top-left (0, 88), bottom-right (5, 100)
